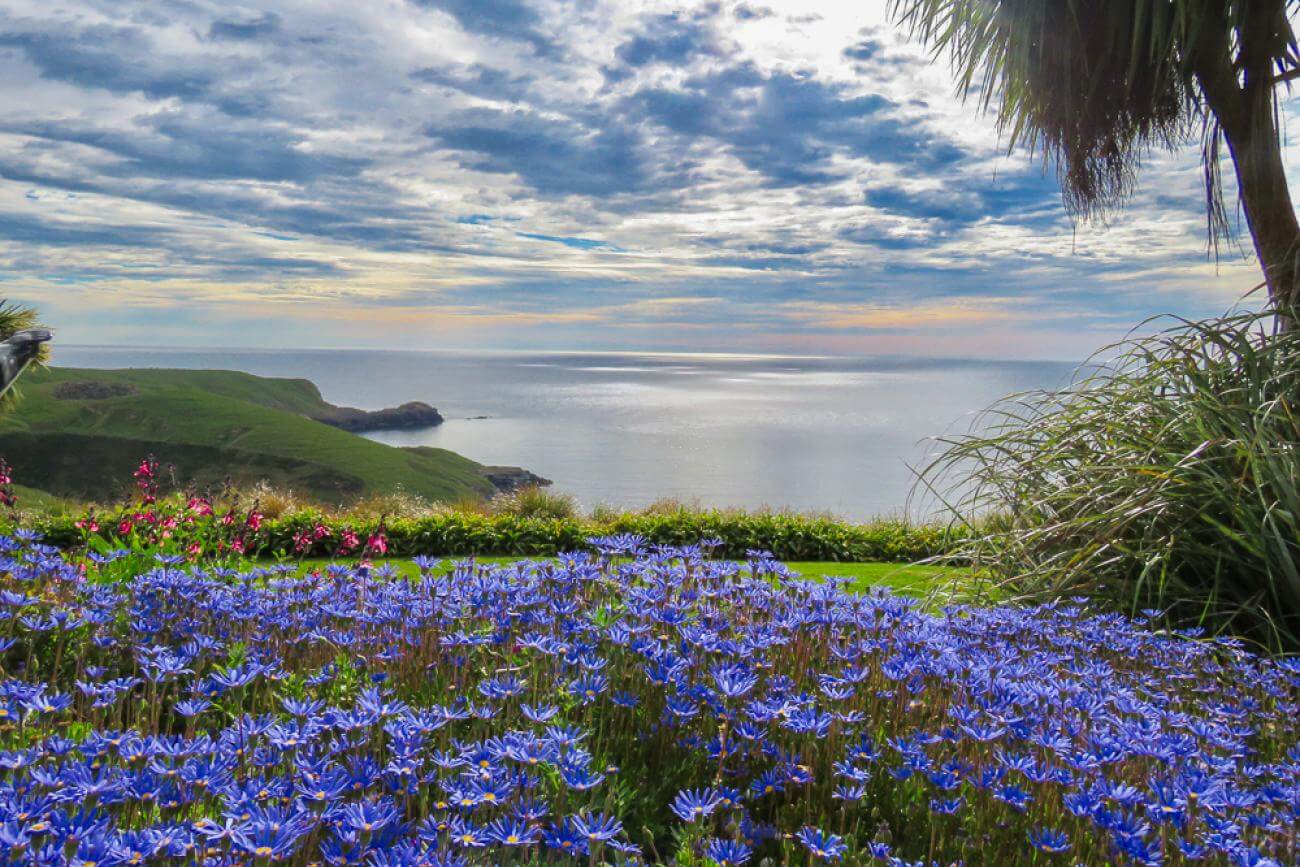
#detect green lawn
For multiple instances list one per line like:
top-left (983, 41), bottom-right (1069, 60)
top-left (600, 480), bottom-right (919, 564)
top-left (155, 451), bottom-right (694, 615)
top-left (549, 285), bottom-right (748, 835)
top-left (291, 556), bottom-right (967, 597)
top-left (787, 560), bottom-right (968, 595)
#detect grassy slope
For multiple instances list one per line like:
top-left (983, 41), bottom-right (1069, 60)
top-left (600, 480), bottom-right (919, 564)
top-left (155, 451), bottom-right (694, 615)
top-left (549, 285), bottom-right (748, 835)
top-left (21, 367), bottom-right (338, 415)
top-left (10, 484), bottom-right (78, 516)
top-left (0, 367), bottom-right (494, 504)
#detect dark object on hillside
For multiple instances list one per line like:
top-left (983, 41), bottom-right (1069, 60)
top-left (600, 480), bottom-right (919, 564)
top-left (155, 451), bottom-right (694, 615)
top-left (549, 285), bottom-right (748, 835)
top-left (482, 466), bottom-right (552, 493)
top-left (311, 401), bottom-right (444, 432)
top-left (53, 381), bottom-right (139, 400)
top-left (0, 329), bottom-right (51, 399)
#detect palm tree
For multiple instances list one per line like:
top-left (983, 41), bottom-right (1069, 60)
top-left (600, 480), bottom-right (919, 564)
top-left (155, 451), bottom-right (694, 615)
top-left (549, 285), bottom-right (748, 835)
top-left (0, 300), bottom-right (43, 344)
top-left (890, 0), bottom-right (1300, 312)
top-left (0, 300), bottom-right (48, 405)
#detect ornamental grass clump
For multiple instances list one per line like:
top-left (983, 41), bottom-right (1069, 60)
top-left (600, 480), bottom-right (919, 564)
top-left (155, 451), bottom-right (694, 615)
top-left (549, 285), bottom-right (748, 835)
top-left (921, 306), bottom-right (1300, 651)
top-left (0, 532), bottom-right (1297, 865)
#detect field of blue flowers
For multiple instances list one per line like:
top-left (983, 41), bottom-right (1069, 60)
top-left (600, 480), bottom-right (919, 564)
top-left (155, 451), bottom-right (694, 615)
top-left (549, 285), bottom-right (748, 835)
top-left (0, 529), bottom-right (1297, 866)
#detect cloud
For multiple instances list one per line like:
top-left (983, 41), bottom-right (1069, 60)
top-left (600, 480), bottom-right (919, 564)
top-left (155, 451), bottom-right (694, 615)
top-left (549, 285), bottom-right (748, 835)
top-left (606, 9), bottom-right (723, 78)
top-left (428, 108), bottom-right (655, 197)
top-left (410, 63), bottom-right (534, 102)
top-left (780, 297), bottom-right (1025, 331)
top-left (5, 109), bottom-right (367, 184)
top-left (630, 65), bottom-right (967, 187)
top-left (0, 211), bottom-right (166, 247)
top-left (840, 29), bottom-right (910, 68)
top-left (0, 24), bottom-right (213, 101)
top-left (733, 4), bottom-right (774, 22)
top-left (0, 0), bottom-right (1263, 358)
top-left (408, 0), bottom-right (557, 57)
top-left (208, 13), bottom-right (282, 42)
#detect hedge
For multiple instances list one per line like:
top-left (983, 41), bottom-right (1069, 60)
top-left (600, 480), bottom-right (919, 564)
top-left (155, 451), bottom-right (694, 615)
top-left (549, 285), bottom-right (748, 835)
top-left (28, 510), bottom-right (962, 563)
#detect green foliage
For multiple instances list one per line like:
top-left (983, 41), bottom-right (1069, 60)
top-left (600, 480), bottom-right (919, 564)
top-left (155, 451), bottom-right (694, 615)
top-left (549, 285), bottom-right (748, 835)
top-left (0, 300), bottom-right (48, 408)
top-left (490, 485), bottom-right (580, 520)
top-left (29, 504), bottom-right (958, 564)
top-left (0, 300), bottom-right (44, 346)
top-left (921, 306), bottom-right (1300, 649)
top-left (889, 0), bottom-right (1297, 228)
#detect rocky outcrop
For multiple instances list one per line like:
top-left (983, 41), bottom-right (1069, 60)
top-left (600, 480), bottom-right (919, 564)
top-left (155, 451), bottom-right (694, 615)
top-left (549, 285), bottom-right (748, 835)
top-left (52, 381), bottom-right (139, 400)
top-left (311, 401), bottom-right (444, 432)
top-left (481, 466), bottom-right (553, 493)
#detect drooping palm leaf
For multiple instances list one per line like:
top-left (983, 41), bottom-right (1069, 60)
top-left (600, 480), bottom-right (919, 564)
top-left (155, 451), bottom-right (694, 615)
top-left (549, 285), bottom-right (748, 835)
top-left (890, 0), bottom-right (1298, 231)
top-left (0, 300), bottom-right (49, 406)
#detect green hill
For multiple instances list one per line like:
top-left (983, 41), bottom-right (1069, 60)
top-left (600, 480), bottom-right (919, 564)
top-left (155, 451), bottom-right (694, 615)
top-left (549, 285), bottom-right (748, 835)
top-left (0, 366), bottom-right (496, 504)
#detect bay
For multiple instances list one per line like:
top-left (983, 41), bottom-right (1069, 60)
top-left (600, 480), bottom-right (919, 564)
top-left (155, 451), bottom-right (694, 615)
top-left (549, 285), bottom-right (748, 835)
top-left (51, 346), bottom-right (1075, 519)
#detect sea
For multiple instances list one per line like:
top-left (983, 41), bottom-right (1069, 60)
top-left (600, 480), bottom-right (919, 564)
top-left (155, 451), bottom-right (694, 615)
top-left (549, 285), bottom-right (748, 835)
top-left (51, 347), bottom-right (1077, 520)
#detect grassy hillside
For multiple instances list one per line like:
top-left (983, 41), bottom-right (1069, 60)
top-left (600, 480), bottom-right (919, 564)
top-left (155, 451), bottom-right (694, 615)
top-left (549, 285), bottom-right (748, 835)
top-left (0, 366), bottom-right (495, 504)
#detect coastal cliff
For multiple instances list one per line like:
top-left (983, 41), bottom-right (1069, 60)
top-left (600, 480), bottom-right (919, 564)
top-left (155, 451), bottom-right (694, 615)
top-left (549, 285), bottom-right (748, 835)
top-left (481, 466), bottom-right (553, 493)
top-left (5, 366), bottom-right (546, 506)
top-left (311, 401), bottom-right (444, 432)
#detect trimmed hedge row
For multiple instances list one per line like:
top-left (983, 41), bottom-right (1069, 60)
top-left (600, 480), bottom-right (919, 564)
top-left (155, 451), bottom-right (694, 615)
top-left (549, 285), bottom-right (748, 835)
top-left (31, 510), bottom-right (961, 563)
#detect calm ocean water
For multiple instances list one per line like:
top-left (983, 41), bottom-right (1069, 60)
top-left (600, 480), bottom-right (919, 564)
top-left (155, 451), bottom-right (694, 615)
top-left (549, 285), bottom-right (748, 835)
top-left (51, 347), bottom-right (1075, 519)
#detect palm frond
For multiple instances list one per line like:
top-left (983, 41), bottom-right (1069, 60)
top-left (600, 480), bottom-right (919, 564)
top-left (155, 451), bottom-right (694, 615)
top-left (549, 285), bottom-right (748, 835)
top-left (0, 299), bottom-right (50, 386)
top-left (889, 0), bottom-right (1295, 226)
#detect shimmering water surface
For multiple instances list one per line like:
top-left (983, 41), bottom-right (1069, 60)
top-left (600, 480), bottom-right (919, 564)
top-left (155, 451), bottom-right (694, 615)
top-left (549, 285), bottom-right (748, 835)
top-left (53, 347), bottom-right (1075, 518)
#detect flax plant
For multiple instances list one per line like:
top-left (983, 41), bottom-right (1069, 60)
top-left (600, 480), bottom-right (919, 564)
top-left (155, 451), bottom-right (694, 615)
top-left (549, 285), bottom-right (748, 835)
top-left (921, 305), bottom-right (1300, 649)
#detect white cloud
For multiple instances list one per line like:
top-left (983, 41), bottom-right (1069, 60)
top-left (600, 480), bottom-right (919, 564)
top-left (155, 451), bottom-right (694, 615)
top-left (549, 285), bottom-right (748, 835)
top-left (0, 0), bottom-right (1278, 359)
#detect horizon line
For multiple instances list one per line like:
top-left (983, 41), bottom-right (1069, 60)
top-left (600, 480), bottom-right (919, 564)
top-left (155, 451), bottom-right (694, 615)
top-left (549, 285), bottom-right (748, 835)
top-left (50, 342), bottom-right (1081, 366)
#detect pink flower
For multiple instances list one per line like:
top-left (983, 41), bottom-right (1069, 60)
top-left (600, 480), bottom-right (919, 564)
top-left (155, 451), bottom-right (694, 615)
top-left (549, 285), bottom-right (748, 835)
top-left (366, 532), bottom-right (389, 557)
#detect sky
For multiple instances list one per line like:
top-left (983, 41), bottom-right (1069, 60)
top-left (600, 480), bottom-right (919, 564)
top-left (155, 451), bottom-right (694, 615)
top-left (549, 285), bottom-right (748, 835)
top-left (0, 0), bottom-right (1291, 360)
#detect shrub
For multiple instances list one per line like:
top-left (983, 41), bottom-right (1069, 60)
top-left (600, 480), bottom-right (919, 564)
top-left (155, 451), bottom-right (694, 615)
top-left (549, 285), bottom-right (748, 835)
top-left (1, 533), bottom-right (1295, 865)
top-left (14, 468), bottom-right (960, 563)
top-left (921, 306), bottom-right (1300, 649)
top-left (239, 479), bottom-right (309, 519)
top-left (344, 487), bottom-right (438, 521)
top-left (2, 454), bottom-right (963, 564)
top-left (490, 485), bottom-right (579, 520)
